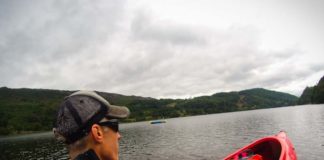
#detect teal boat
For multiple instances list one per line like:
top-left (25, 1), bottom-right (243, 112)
top-left (150, 120), bottom-right (166, 124)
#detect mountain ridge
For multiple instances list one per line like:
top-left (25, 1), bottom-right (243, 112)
top-left (298, 75), bottom-right (324, 104)
top-left (0, 87), bottom-right (298, 135)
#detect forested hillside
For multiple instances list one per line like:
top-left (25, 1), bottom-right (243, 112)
top-left (0, 87), bottom-right (298, 135)
top-left (298, 75), bottom-right (324, 104)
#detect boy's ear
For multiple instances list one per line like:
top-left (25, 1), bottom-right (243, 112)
top-left (90, 124), bottom-right (104, 143)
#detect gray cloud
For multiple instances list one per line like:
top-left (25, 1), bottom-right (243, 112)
top-left (1, 0), bottom-right (125, 61)
top-left (130, 11), bottom-right (206, 46)
top-left (0, 0), bottom-right (126, 88)
top-left (0, 0), bottom-right (323, 98)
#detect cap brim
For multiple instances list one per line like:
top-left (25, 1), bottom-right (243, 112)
top-left (106, 104), bottom-right (130, 119)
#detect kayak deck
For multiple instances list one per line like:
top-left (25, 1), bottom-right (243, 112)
top-left (224, 131), bottom-right (297, 160)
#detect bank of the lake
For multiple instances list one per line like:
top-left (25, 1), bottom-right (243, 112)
top-left (1, 104), bottom-right (324, 160)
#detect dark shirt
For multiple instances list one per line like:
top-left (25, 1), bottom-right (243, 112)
top-left (74, 149), bottom-right (100, 160)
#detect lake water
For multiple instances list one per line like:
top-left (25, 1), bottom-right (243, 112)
top-left (1, 104), bottom-right (324, 160)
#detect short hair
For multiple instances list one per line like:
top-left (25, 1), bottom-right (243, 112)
top-left (68, 135), bottom-right (89, 152)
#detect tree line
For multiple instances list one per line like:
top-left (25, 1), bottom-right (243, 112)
top-left (298, 75), bottom-right (324, 104)
top-left (0, 86), bottom-right (302, 135)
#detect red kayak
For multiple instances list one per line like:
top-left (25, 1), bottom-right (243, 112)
top-left (223, 131), bottom-right (297, 160)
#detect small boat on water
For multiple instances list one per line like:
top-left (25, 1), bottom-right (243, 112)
top-left (150, 120), bottom-right (167, 124)
top-left (223, 131), bottom-right (297, 160)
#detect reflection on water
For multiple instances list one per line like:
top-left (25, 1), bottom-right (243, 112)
top-left (1, 104), bottom-right (324, 160)
top-left (0, 132), bottom-right (68, 160)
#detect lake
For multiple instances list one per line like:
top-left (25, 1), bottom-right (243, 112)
top-left (1, 104), bottom-right (324, 159)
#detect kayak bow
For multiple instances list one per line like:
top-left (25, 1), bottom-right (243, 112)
top-left (223, 131), bottom-right (297, 160)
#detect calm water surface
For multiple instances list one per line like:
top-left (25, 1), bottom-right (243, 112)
top-left (1, 104), bottom-right (324, 160)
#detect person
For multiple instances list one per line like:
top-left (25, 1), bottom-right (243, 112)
top-left (53, 90), bottom-right (130, 160)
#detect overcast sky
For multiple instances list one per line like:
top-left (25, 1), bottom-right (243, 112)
top-left (1, 0), bottom-right (323, 98)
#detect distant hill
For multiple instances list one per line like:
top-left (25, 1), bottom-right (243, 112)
top-left (172, 88), bottom-right (298, 116)
top-left (0, 87), bottom-right (298, 135)
top-left (0, 87), bottom-right (151, 135)
top-left (298, 75), bottom-right (324, 104)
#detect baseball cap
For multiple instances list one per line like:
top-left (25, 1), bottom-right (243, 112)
top-left (53, 90), bottom-right (130, 144)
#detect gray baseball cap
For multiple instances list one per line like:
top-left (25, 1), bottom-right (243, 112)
top-left (53, 90), bottom-right (130, 144)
